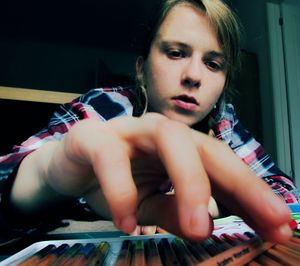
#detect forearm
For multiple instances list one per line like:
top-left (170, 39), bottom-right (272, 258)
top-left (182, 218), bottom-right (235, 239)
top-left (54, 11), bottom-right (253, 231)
top-left (9, 141), bottom-right (71, 215)
top-left (9, 136), bottom-right (110, 219)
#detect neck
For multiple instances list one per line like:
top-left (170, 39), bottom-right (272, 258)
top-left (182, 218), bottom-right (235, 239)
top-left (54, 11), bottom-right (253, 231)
top-left (191, 116), bottom-right (210, 133)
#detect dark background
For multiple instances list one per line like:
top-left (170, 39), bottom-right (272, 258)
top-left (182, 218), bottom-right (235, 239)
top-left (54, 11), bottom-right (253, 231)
top-left (0, 0), bottom-right (238, 92)
top-left (0, 0), bottom-right (161, 51)
top-left (0, 0), bottom-right (164, 92)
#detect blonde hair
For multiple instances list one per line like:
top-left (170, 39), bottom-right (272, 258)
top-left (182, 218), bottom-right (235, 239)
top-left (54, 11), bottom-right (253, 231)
top-left (137, 0), bottom-right (242, 105)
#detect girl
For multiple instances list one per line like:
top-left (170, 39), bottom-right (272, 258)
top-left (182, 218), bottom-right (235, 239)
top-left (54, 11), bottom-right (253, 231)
top-left (0, 0), bottom-right (297, 244)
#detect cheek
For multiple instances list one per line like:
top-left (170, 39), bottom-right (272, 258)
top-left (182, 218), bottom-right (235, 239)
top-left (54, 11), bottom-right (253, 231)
top-left (147, 61), bottom-right (167, 83)
top-left (214, 82), bottom-right (225, 99)
top-left (144, 62), bottom-right (169, 94)
top-left (211, 75), bottom-right (226, 96)
top-left (204, 76), bottom-right (226, 106)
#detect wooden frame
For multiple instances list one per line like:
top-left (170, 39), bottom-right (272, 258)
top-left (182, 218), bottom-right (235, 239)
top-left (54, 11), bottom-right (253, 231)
top-left (0, 86), bottom-right (81, 104)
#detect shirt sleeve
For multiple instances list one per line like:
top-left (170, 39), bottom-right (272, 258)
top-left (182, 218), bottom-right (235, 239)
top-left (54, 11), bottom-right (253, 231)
top-left (212, 104), bottom-right (299, 203)
top-left (0, 87), bottom-right (136, 245)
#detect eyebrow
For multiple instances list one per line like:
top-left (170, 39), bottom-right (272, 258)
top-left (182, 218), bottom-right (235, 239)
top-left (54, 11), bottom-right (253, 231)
top-left (158, 40), bottom-right (190, 50)
top-left (205, 51), bottom-right (226, 62)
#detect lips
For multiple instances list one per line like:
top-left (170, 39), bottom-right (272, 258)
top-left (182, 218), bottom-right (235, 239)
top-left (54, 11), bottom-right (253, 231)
top-left (172, 95), bottom-right (199, 105)
top-left (172, 94), bottom-right (199, 111)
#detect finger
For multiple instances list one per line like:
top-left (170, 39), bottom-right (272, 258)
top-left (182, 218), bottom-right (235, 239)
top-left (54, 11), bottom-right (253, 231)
top-left (192, 131), bottom-right (292, 242)
top-left (137, 193), bottom-right (214, 241)
top-left (108, 115), bottom-right (213, 238)
top-left (130, 226), bottom-right (142, 236)
top-left (154, 120), bottom-right (212, 239)
top-left (156, 227), bottom-right (169, 234)
top-left (92, 135), bottom-right (138, 234)
top-left (141, 225), bottom-right (157, 235)
top-left (73, 120), bottom-right (138, 234)
top-left (106, 113), bottom-right (168, 156)
top-left (208, 197), bottom-right (220, 218)
top-left (212, 184), bottom-right (292, 243)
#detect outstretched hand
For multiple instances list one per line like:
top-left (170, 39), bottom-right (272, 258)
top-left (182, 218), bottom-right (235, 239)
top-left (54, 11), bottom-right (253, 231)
top-left (15, 113), bottom-right (292, 243)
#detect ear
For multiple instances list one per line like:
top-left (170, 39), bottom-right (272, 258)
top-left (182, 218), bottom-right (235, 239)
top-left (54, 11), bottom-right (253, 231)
top-left (135, 56), bottom-right (145, 77)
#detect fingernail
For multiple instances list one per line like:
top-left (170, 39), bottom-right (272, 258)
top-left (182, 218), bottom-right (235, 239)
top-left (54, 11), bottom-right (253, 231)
top-left (119, 215), bottom-right (137, 234)
top-left (190, 205), bottom-right (210, 237)
top-left (288, 219), bottom-right (298, 231)
top-left (129, 226), bottom-right (141, 236)
top-left (142, 226), bottom-right (157, 235)
top-left (279, 223), bottom-right (292, 237)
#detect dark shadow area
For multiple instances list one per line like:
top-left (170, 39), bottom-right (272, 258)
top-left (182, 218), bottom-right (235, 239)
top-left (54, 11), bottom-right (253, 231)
top-left (0, 99), bottom-right (59, 155)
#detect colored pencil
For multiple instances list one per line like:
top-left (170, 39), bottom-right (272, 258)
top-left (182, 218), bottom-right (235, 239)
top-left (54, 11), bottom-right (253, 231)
top-left (292, 230), bottom-right (300, 238)
top-left (185, 241), bottom-right (211, 262)
top-left (196, 237), bottom-right (274, 266)
top-left (255, 254), bottom-right (282, 265)
top-left (115, 239), bottom-right (132, 266)
top-left (264, 247), bottom-right (299, 265)
top-left (201, 237), bottom-right (224, 256)
top-left (171, 238), bottom-right (198, 265)
top-left (232, 232), bottom-right (251, 242)
top-left (157, 237), bottom-right (180, 266)
top-left (11, 231), bottom-right (300, 266)
top-left (284, 239), bottom-right (300, 252)
top-left (62, 243), bottom-right (96, 266)
top-left (53, 243), bottom-right (83, 266)
top-left (17, 244), bottom-right (56, 266)
top-left (246, 261), bottom-right (262, 266)
top-left (275, 243), bottom-right (300, 259)
top-left (36, 244), bottom-right (69, 266)
top-left (131, 240), bottom-right (146, 266)
top-left (290, 235), bottom-right (300, 245)
top-left (210, 235), bottom-right (232, 252)
top-left (87, 241), bottom-right (110, 266)
top-left (145, 238), bottom-right (163, 266)
top-left (220, 233), bottom-right (242, 246)
top-left (244, 231), bottom-right (256, 239)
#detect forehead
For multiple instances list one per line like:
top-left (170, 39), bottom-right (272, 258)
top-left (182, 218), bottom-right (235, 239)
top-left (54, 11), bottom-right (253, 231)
top-left (156, 3), bottom-right (222, 52)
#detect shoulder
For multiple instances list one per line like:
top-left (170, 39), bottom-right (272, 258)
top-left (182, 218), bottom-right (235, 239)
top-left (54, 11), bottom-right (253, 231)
top-left (209, 103), bottom-right (253, 147)
top-left (210, 102), bottom-right (237, 125)
top-left (209, 103), bottom-right (237, 137)
top-left (78, 86), bottom-right (138, 105)
top-left (54, 85), bottom-right (142, 121)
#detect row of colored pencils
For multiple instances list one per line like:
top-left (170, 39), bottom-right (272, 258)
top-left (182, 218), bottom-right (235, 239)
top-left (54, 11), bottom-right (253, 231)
top-left (13, 231), bottom-right (300, 265)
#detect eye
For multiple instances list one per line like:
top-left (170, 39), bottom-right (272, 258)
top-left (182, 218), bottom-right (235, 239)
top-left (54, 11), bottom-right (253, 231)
top-left (205, 61), bottom-right (223, 71)
top-left (166, 49), bottom-right (186, 59)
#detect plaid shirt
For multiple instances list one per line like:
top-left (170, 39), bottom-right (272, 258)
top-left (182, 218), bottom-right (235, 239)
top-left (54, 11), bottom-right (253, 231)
top-left (0, 86), bottom-right (298, 242)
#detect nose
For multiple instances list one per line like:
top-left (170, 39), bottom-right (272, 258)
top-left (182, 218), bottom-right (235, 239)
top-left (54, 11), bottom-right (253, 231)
top-left (181, 57), bottom-right (202, 89)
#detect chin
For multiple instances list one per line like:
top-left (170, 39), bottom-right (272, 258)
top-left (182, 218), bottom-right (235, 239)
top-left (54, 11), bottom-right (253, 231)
top-left (164, 112), bottom-right (199, 126)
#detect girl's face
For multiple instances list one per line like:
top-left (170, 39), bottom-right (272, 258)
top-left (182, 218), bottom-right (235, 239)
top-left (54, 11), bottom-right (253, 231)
top-left (138, 4), bottom-right (227, 126)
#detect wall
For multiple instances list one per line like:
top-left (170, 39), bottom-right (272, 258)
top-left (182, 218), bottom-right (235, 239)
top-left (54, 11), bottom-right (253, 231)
top-left (0, 0), bottom-right (160, 93)
top-left (0, 40), bottom-right (137, 93)
top-left (280, 0), bottom-right (300, 184)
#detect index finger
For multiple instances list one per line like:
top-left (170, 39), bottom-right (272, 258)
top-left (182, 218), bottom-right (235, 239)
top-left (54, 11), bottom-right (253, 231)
top-left (154, 119), bottom-right (213, 239)
top-left (108, 114), bottom-right (214, 239)
top-left (192, 130), bottom-right (292, 243)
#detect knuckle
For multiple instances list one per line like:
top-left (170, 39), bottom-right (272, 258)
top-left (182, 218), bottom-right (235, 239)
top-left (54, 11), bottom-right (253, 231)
top-left (198, 134), bottom-right (228, 154)
top-left (143, 112), bottom-right (168, 123)
top-left (110, 188), bottom-right (138, 208)
top-left (155, 117), bottom-right (189, 135)
top-left (68, 119), bottom-right (103, 142)
top-left (66, 119), bottom-right (125, 162)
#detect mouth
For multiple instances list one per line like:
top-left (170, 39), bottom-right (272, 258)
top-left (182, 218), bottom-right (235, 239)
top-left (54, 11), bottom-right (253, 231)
top-left (171, 95), bottom-right (199, 111)
top-left (172, 95), bottom-right (199, 105)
